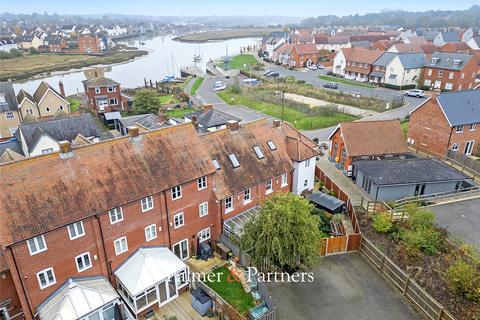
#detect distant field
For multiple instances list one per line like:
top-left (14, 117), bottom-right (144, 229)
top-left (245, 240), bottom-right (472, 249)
top-left (0, 49), bottom-right (147, 81)
top-left (174, 28), bottom-right (280, 42)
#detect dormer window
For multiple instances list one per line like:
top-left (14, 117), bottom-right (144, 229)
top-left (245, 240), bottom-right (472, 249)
top-left (212, 158), bottom-right (221, 170)
top-left (0, 94), bottom-right (5, 103)
top-left (253, 145), bottom-right (265, 159)
top-left (228, 153), bottom-right (240, 168)
top-left (431, 57), bottom-right (440, 64)
top-left (453, 59), bottom-right (462, 67)
top-left (267, 141), bottom-right (276, 151)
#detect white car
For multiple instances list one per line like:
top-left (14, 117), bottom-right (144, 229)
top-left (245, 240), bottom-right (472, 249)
top-left (405, 89), bottom-right (425, 98)
top-left (213, 81), bottom-right (227, 91)
top-left (307, 65), bottom-right (317, 70)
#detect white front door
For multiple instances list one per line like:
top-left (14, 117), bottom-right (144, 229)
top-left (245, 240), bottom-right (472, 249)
top-left (173, 239), bottom-right (189, 260)
top-left (464, 140), bottom-right (475, 155)
top-left (434, 80), bottom-right (442, 89)
top-left (158, 276), bottom-right (178, 307)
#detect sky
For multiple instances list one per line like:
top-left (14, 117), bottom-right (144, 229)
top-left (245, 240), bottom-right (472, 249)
top-left (1, 0), bottom-right (478, 17)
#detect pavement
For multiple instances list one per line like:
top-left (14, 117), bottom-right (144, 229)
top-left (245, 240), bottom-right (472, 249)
top-left (266, 253), bottom-right (419, 320)
top-left (430, 198), bottom-right (480, 247)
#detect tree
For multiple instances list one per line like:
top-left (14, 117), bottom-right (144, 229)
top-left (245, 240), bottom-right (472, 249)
top-left (133, 89), bottom-right (161, 114)
top-left (240, 193), bottom-right (320, 272)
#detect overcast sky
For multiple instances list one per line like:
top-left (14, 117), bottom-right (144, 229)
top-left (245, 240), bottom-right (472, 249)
top-left (1, 0), bottom-right (478, 17)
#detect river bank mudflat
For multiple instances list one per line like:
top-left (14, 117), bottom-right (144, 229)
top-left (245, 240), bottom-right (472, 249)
top-left (174, 28), bottom-right (279, 42)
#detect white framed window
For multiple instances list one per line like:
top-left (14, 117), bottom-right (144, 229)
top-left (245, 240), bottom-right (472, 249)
top-left (37, 268), bottom-right (56, 289)
top-left (469, 123), bottom-right (477, 131)
top-left (461, 73), bottom-right (465, 79)
top-left (5, 111), bottom-right (15, 119)
top-left (45, 107), bottom-right (51, 113)
top-left (451, 143), bottom-right (459, 151)
top-left (424, 79), bottom-right (431, 86)
top-left (445, 82), bottom-right (453, 90)
top-left (304, 179), bottom-right (308, 187)
top-left (448, 72), bottom-right (454, 80)
top-left (281, 173), bottom-right (288, 187)
top-left (173, 239), bottom-right (189, 260)
top-left (141, 196), bottom-right (154, 212)
top-left (253, 145), bottom-right (265, 159)
top-left (109, 98), bottom-right (118, 105)
top-left (27, 235), bottom-right (47, 255)
top-left (95, 87), bottom-right (101, 94)
top-left (212, 158), bottom-right (221, 170)
top-left (465, 140), bottom-right (475, 155)
top-left (267, 140), bottom-right (276, 150)
top-left (75, 252), bottom-right (92, 272)
top-left (42, 148), bottom-right (53, 154)
top-left (197, 176), bottom-right (207, 190)
top-left (427, 69), bottom-right (432, 76)
top-left (59, 105), bottom-right (64, 110)
top-left (114, 237), bottom-right (128, 255)
top-left (305, 158), bottom-right (311, 167)
top-left (266, 179), bottom-right (273, 194)
top-left (199, 202), bottom-right (208, 217)
top-left (177, 269), bottom-right (188, 287)
top-left (145, 224), bottom-right (157, 242)
top-left (225, 196), bottom-right (233, 212)
top-left (174, 212), bottom-right (184, 228)
top-left (109, 207), bottom-right (123, 224)
top-left (68, 221), bottom-right (85, 240)
top-left (244, 189), bottom-right (251, 203)
top-left (228, 153), bottom-right (240, 168)
top-left (198, 228), bottom-right (211, 243)
top-left (0, 94), bottom-right (5, 103)
top-left (171, 185), bottom-right (182, 200)
top-left (437, 70), bottom-right (443, 77)
top-left (26, 108), bottom-right (34, 115)
top-left (107, 85), bottom-right (116, 92)
top-left (455, 125), bottom-right (464, 133)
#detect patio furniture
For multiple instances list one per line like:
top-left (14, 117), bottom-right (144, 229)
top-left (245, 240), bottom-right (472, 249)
top-left (191, 287), bottom-right (212, 316)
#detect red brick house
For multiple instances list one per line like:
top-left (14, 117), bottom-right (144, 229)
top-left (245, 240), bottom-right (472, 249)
top-left (0, 119), bottom-right (318, 319)
top-left (343, 47), bottom-right (384, 82)
top-left (78, 33), bottom-right (101, 54)
top-left (47, 36), bottom-right (67, 53)
top-left (420, 52), bottom-right (480, 91)
top-left (408, 90), bottom-right (480, 156)
top-left (83, 76), bottom-right (129, 113)
top-left (328, 120), bottom-right (408, 176)
top-left (439, 42), bottom-right (472, 54)
top-left (289, 44), bottom-right (318, 68)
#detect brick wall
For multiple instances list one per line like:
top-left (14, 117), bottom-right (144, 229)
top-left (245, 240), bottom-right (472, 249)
top-left (421, 58), bottom-right (479, 91)
top-left (0, 269), bottom-right (23, 319)
top-left (85, 85), bottom-right (123, 113)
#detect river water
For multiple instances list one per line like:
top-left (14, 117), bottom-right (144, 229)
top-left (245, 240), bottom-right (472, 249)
top-left (13, 35), bottom-right (260, 96)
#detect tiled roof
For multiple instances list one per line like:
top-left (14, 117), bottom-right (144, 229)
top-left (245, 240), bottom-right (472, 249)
top-left (436, 90), bottom-right (480, 126)
top-left (332, 120), bottom-right (407, 157)
top-left (293, 43), bottom-right (318, 55)
top-left (439, 42), bottom-right (471, 52)
top-left (32, 81), bottom-right (66, 104)
top-left (185, 108), bottom-right (240, 128)
top-left (16, 89), bottom-right (35, 104)
top-left (440, 31), bottom-right (460, 43)
top-left (346, 47), bottom-right (384, 64)
top-left (198, 119), bottom-right (317, 200)
top-left (426, 51), bottom-right (473, 70)
top-left (82, 76), bottom-right (120, 88)
top-left (0, 123), bottom-right (216, 245)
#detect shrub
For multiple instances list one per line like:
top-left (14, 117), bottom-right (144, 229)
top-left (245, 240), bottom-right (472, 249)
top-left (372, 213), bottom-right (393, 233)
top-left (328, 191), bottom-right (337, 197)
top-left (29, 47), bottom-right (38, 55)
top-left (409, 208), bottom-right (435, 229)
top-left (332, 214), bottom-right (343, 223)
top-left (402, 227), bottom-right (441, 256)
top-left (445, 258), bottom-right (480, 302)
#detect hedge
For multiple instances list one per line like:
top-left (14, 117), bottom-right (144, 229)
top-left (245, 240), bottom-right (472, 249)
top-left (379, 83), bottom-right (416, 90)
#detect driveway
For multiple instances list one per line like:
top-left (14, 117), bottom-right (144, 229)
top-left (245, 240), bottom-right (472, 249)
top-left (267, 253), bottom-right (419, 320)
top-left (430, 198), bottom-right (480, 247)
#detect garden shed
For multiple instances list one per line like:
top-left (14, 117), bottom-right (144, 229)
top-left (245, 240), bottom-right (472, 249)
top-left (308, 192), bottom-right (345, 213)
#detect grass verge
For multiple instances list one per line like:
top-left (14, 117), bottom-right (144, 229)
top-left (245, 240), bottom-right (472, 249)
top-left (217, 90), bottom-right (357, 130)
top-left (204, 266), bottom-right (255, 313)
top-left (67, 98), bottom-right (81, 112)
top-left (319, 75), bottom-right (375, 88)
top-left (190, 77), bottom-right (204, 95)
top-left (166, 108), bottom-right (194, 118)
top-left (217, 54), bottom-right (260, 71)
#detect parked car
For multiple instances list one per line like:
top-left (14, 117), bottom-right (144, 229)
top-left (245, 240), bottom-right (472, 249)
top-left (405, 89), bottom-right (425, 98)
top-left (317, 64), bottom-right (325, 69)
top-left (323, 82), bottom-right (339, 89)
top-left (352, 92), bottom-right (361, 98)
top-left (213, 81), bottom-right (227, 91)
top-left (264, 70), bottom-right (274, 76)
top-left (307, 65), bottom-right (317, 70)
top-left (266, 71), bottom-right (280, 78)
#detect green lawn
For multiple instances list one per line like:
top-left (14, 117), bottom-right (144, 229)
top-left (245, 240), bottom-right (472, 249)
top-left (67, 98), bottom-right (81, 112)
top-left (217, 54), bottom-right (260, 71)
top-left (217, 91), bottom-right (357, 130)
top-left (204, 266), bottom-right (255, 313)
top-left (190, 77), bottom-right (204, 95)
top-left (401, 120), bottom-right (409, 136)
top-left (319, 75), bottom-right (375, 88)
top-left (166, 107), bottom-right (194, 118)
top-left (159, 94), bottom-right (178, 104)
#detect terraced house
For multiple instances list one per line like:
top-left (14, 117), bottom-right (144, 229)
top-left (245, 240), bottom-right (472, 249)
top-left (16, 81), bottom-right (71, 119)
top-left (0, 119), bottom-right (318, 320)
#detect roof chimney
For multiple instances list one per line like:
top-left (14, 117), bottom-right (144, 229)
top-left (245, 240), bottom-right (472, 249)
top-left (226, 120), bottom-right (240, 131)
top-left (273, 119), bottom-right (281, 127)
top-left (59, 81), bottom-right (65, 97)
top-left (128, 126), bottom-right (140, 140)
top-left (203, 104), bottom-right (213, 112)
top-left (431, 88), bottom-right (441, 103)
top-left (59, 141), bottom-right (73, 158)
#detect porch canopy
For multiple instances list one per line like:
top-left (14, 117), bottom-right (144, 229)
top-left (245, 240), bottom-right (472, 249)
top-left (308, 192), bottom-right (345, 213)
top-left (103, 111), bottom-right (122, 121)
top-left (37, 276), bottom-right (119, 320)
top-left (223, 206), bottom-right (260, 239)
top-left (114, 247), bottom-right (187, 296)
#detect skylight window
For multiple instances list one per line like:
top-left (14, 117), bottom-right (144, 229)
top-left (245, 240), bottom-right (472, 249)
top-left (228, 153), bottom-right (240, 168)
top-left (212, 158), bottom-right (221, 170)
top-left (253, 145), bottom-right (265, 159)
top-left (267, 141), bottom-right (276, 151)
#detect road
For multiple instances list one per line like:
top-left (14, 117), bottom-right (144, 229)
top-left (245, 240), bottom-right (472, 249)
top-left (195, 72), bottom-right (426, 141)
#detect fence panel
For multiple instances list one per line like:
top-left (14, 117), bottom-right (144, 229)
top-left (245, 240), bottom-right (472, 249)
top-left (347, 234), bottom-right (361, 252)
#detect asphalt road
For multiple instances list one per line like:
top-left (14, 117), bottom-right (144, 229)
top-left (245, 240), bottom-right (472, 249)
top-left (195, 71), bottom-right (426, 141)
top-left (430, 198), bottom-right (480, 247)
top-left (267, 253), bottom-right (419, 320)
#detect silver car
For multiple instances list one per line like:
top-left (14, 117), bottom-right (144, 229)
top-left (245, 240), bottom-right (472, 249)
top-left (405, 89), bottom-right (425, 98)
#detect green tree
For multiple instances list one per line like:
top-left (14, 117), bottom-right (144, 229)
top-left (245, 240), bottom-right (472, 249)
top-left (29, 47), bottom-right (38, 55)
top-left (133, 89), bottom-right (161, 114)
top-left (240, 193), bottom-right (320, 272)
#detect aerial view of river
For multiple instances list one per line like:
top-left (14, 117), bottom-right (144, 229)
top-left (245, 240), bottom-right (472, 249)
top-left (13, 35), bottom-right (260, 96)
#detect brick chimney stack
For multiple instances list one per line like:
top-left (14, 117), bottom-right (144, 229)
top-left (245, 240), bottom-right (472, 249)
top-left (226, 120), bottom-right (240, 131)
top-left (59, 81), bottom-right (65, 97)
top-left (58, 141), bottom-right (73, 158)
top-left (128, 126), bottom-right (140, 138)
top-left (272, 120), bottom-right (281, 127)
top-left (203, 104), bottom-right (213, 112)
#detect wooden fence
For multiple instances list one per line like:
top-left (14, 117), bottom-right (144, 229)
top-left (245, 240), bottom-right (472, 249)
top-left (360, 237), bottom-right (456, 320)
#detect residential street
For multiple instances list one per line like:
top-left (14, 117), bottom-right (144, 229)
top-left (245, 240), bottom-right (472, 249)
top-left (195, 71), bottom-right (426, 141)
top-left (267, 253), bottom-right (419, 320)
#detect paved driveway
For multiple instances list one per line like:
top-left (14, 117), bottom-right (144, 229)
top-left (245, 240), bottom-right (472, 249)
top-left (267, 253), bottom-right (419, 320)
top-left (430, 198), bottom-right (480, 246)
